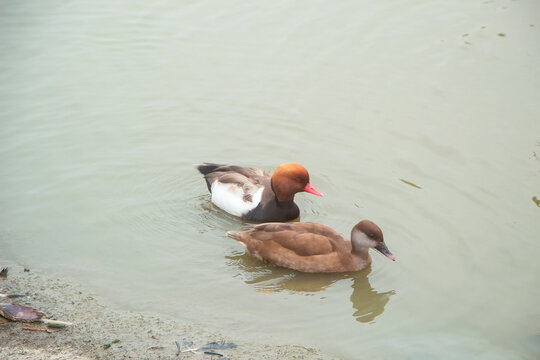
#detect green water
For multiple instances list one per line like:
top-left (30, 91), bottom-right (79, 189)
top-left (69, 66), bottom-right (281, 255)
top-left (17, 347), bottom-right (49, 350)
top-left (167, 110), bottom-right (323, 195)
top-left (1, 1), bottom-right (539, 358)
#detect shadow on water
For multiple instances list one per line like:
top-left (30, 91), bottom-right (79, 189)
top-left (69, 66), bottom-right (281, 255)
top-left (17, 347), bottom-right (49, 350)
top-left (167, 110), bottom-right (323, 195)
top-left (225, 250), bottom-right (395, 323)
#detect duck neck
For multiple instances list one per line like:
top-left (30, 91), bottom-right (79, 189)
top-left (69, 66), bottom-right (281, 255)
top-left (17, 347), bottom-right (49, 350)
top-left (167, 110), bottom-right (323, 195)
top-left (351, 243), bottom-right (371, 260)
top-left (271, 179), bottom-right (294, 203)
top-left (350, 231), bottom-right (376, 260)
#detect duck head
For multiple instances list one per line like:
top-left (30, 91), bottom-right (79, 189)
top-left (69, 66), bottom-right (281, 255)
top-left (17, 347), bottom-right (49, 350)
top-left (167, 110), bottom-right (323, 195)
top-left (271, 163), bottom-right (324, 202)
top-left (351, 220), bottom-right (395, 261)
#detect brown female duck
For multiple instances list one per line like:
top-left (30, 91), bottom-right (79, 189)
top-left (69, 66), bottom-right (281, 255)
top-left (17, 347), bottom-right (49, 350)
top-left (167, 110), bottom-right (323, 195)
top-left (227, 220), bottom-right (395, 272)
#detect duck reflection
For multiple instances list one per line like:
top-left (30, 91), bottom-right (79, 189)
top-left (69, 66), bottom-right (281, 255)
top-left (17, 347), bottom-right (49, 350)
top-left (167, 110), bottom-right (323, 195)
top-left (349, 268), bottom-right (395, 323)
top-left (225, 250), bottom-right (395, 323)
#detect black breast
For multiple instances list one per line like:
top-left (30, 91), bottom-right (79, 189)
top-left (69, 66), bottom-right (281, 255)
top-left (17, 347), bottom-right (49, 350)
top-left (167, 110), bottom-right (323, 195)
top-left (244, 199), bottom-right (300, 222)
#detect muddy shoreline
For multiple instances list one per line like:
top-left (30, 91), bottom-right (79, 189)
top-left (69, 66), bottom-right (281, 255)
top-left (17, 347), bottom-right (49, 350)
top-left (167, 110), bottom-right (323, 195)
top-left (0, 265), bottom-right (338, 359)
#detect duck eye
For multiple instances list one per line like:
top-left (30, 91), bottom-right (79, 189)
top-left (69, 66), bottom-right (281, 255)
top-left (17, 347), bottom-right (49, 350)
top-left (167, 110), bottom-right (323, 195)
top-left (294, 177), bottom-right (302, 182)
top-left (369, 233), bottom-right (375, 238)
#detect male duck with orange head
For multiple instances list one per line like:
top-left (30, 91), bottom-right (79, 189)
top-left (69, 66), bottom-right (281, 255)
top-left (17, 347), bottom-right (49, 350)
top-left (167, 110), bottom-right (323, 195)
top-left (194, 163), bottom-right (323, 222)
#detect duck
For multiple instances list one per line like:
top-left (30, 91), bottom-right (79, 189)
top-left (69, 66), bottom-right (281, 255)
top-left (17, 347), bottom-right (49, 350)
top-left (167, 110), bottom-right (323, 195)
top-left (194, 162), bottom-right (323, 222)
top-left (226, 220), bottom-right (395, 272)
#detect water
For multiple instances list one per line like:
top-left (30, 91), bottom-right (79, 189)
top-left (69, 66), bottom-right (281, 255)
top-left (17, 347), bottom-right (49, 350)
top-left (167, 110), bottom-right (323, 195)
top-left (1, 0), bottom-right (539, 358)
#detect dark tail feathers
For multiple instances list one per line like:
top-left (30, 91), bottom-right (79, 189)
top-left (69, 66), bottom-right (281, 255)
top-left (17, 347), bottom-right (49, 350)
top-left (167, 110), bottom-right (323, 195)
top-left (193, 162), bottom-right (226, 175)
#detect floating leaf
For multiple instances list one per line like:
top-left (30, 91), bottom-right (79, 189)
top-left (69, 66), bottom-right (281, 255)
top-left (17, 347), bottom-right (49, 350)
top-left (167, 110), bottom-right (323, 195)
top-left (399, 179), bottom-right (423, 189)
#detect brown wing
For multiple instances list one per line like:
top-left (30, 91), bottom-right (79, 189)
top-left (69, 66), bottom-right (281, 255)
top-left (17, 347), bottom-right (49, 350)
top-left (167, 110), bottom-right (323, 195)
top-left (196, 163), bottom-right (268, 183)
top-left (247, 222), bottom-right (347, 256)
top-left (195, 163), bottom-right (270, 196)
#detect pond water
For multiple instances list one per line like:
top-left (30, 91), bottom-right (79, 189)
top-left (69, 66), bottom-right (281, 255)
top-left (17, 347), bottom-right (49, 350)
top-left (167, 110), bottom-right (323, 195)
top-left (1, 1), bottom-right (539, 358)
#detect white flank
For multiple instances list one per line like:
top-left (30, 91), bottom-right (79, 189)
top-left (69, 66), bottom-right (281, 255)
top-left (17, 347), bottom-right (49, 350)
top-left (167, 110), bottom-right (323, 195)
top-left (210, 181), bottom-right (263, 217)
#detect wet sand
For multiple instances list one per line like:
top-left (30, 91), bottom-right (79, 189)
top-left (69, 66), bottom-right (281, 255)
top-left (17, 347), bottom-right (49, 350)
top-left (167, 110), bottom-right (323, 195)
top-left (0, 265), bottom-right (337, 360)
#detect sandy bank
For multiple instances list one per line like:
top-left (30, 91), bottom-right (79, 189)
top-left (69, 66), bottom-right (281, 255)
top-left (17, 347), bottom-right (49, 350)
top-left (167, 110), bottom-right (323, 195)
top-left (0, 265), bottom-right (338, 360)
